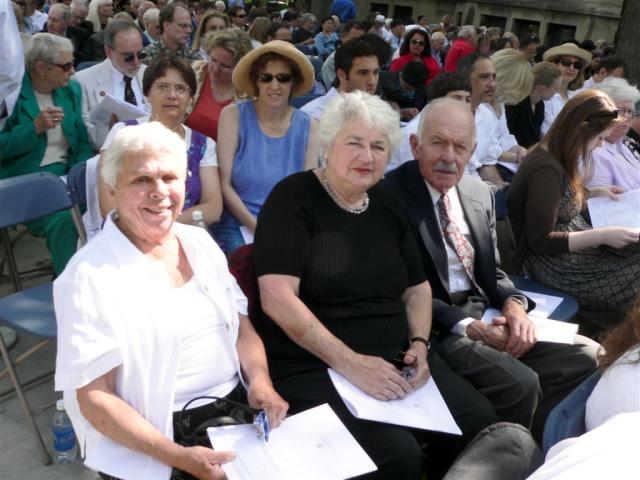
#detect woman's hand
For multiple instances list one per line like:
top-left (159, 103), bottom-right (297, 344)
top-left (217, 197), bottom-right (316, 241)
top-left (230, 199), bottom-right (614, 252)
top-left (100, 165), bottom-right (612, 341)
top-left (177, 445), bottom-right (235, 480)
top-left (597, 226), bottom-right (640, 249)
top-left (403, 346), bottom-right (430, 390)
top-left (34, 106), bottom-right (64, 134)
top-left (247, 378), bottom-right (289, 429)
top-left (588, 185), bottom-right (625, 200)
top-left (341, 353), bottom-right (414, 401)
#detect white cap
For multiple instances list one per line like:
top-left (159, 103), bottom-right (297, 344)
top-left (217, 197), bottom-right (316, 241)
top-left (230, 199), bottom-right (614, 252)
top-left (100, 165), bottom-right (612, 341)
top-left (192, 210), bottom-right (203, 221)
top-left (56, 399), bottom-right (64, 411)
top-left (375, 14), bottom-right (385, 23)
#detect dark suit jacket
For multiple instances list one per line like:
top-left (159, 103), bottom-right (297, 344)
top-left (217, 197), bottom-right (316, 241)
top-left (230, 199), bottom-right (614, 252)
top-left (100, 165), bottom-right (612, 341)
top-left (382, 161), bottom-right (528, 331)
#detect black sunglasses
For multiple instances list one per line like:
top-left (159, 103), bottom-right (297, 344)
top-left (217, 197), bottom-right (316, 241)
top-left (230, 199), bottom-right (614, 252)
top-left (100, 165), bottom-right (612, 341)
top-left (53, 62), bottom-right (74, 72)
top-left (122, 51), bottom-right (148, 63)
top-left (410, 39), bottom-right (426, 46)
top-left (233, 13), bottom-right (246, 18)
top-left (558, 58), bottom-right (582, 69)
top-left (258, 73), bottom-right (293, 83)
top-left (586, 110), bottom-right (619, 122)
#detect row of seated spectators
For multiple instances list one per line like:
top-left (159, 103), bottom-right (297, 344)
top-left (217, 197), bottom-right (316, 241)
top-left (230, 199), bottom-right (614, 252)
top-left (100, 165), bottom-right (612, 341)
top-left (2, 2), bottom-right (640, 478)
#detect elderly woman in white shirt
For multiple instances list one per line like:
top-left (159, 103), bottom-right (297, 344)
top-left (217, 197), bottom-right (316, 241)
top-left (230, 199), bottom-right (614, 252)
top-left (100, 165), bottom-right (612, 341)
top-left (586, 77), bottom-right (640, 191)
top-left (54, 122), bottom-right (288, 480)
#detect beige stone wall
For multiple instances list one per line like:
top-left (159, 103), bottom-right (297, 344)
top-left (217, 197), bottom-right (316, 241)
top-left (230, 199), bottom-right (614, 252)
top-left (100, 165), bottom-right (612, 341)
top-left (320, 0), bottom-right (623, 44)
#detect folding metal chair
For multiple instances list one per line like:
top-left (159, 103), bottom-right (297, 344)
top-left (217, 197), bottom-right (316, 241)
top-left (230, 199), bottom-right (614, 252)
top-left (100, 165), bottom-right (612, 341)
top-left (0, 171), bottom-right (87, 465)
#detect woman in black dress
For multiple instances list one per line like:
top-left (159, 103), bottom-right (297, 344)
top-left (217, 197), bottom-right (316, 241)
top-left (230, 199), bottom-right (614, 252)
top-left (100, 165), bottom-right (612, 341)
top-left (254, 91), bottom-right (497, 479)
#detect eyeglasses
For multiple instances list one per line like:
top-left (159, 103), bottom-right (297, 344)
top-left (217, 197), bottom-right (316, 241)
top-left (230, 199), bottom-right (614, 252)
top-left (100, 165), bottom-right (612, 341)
top-left (410, 39), bottom-right (426, 46)
top-left (122, 51), bottom-right (148, 63)
top-left (53, 62), bottom-right (74, 72)
top-left (617, 108), bottom-right (636, 119)
top-left (558, 58), bottom-right (583, 70)
top-left (233, 13), bottom-right (246, 18)
top-left (154, 82), bottom-right (191, 96)
top-left (258, 73), bottom-right (293, 83)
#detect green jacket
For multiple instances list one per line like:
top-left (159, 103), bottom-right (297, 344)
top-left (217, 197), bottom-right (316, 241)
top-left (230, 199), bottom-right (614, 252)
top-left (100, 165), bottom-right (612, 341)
top-left (0, 73), bottom-right (93, 179)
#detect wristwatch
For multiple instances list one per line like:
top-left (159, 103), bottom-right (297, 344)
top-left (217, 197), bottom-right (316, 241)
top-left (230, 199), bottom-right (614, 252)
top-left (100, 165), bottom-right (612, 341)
top-left (409, 336), bottom-right (430, 351)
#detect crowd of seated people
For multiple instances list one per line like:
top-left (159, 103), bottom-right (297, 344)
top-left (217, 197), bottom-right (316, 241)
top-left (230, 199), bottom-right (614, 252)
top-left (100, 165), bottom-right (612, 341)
top-left (2, 1), bottom-right (640, 478)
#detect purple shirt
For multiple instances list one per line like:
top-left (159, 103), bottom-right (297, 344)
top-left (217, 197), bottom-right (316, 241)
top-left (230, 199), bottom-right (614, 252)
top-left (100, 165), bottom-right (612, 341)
top-left (587, 138), bottom-right (640, 191)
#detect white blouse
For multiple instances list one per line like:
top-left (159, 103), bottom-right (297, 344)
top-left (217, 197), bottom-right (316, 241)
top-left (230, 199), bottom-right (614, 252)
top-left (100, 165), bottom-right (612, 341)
top-left (54, 215), bottom-right (247, 480)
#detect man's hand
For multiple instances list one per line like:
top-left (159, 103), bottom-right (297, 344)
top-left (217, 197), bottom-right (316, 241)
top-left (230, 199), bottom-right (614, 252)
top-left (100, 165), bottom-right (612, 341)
top-left (466, 319), bottom-right (509, 351)
top-left (500, 299), bottom-right (537, 357)
top-left (247, 378), bottom-right (289, 429)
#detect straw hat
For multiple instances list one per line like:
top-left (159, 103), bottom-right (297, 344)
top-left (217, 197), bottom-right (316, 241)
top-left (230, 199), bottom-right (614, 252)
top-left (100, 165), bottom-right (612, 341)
top-left (232, 40), bottom-right (315, 98)
top-left (543, 43), bottom-right (592, 69)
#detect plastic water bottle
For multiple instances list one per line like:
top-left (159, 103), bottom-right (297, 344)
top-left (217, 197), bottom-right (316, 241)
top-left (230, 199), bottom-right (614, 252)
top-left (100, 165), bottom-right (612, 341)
top-left (52, 399), bottom-right (77, 463)
top-left (192, 210), bottom-right (207, 229)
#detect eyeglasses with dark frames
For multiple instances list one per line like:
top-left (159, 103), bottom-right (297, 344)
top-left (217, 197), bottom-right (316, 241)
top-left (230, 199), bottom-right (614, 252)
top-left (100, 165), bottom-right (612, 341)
top-left (52, 62), bottom-right (74, 72)
top-left (122, 51), bottom-right (148, 63)
top-left (258, 73), bottom-right (293, 83)
top-left (410, 39), bottom-right (426, 46)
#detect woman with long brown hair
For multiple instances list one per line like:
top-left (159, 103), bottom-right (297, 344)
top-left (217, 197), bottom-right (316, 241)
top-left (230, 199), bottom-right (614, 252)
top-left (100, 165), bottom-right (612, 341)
top-left (507, 90), bottom-right (640, 338)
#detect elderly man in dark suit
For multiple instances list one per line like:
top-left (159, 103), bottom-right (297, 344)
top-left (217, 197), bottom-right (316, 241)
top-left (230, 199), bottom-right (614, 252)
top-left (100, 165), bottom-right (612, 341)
top-left (382, 97), bottom-right (599, 440)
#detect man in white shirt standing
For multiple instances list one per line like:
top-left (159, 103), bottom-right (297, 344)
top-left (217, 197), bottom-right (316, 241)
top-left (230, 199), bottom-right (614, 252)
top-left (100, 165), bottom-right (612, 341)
top-left (74, 20), bottom-right (148, 150)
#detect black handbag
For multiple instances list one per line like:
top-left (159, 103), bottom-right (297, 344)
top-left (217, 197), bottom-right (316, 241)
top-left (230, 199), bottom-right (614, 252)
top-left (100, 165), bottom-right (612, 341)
top-left (175, 394), bottom-right (261, 448)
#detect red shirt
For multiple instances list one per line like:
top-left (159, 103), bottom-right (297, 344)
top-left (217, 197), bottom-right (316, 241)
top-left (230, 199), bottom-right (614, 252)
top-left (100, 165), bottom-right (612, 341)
top-left (444, 39), bottom-right (476, 72)
top-left (185, 74), bottom-right (233, 142)
top-left (390, 53), bottom-right (441, 86)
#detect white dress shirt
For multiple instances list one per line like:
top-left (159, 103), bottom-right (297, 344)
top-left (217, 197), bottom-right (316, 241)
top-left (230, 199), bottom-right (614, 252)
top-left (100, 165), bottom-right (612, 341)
top-left (300, 86), bottom-right (339, 120)
top-left (108, 59), bottom-right (145, 107)
top-left (467, 103), bottom-right (501, 177)
top-left (541, 89), bottom-right (582, 135)
top-left (426, 182), bottom-right (476, 335)
top-left (54, 216), bottom-right (247, 480)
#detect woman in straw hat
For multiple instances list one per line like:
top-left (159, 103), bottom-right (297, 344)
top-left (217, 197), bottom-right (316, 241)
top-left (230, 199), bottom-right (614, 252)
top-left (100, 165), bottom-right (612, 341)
top-left (540, 42), bottom-right (592, 134)
top-left (213, 40), bottom-right (319, 254)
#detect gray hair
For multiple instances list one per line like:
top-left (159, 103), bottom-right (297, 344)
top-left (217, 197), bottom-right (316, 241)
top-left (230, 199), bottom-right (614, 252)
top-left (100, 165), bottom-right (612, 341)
top-left (142, 7), bottom-right (160, 26)
top-left (301, 13), bottom-right (316, 24)
top-left (104, 19), bottom-right (141, 49)
top-left (417, 97), bottom-right (476, 144)
top-left (431, 31), bottom-right (446, 42)
top-left (70, 0), bottom-right (88, 8)
top-left (87, 0), bottom-right (112, 32)
top-left (25, 33), bottom-right (74, 70)
top-left (595, 77), bottom-right (640, 105)
top-left (319, 91), bottom-right (402, 157)
top-left (101, 122), bottom-right (187, 188)
top-left (49, 3), bottom-right (71, 22)
top-left (457, 25), bottom-right (476, 41)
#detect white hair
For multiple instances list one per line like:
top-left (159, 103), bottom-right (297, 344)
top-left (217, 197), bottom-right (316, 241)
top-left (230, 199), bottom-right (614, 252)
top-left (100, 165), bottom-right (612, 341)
top-left (417, 97), bottom-right (476, 144)
top-left (431, 31), bottom-right (446, 42)
top-left (458, 25), bottom-right (476, 40)
top-left (25, 33), bottom-right (74, 70)
top-left (595, 77), bottom-right (640, 106)
top-left (318, 91), bottom-right (402, 157)
top-left (142, 7), bottom-right (160, 25)
top-left (87, 0), bottom-right (112, 32)
top-left (100, 122), bottom-right (187, 188)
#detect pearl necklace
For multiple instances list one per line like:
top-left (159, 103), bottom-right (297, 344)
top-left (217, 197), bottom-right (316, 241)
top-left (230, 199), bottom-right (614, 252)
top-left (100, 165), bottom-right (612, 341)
top-left (321, 169), bottom-right (369, 214)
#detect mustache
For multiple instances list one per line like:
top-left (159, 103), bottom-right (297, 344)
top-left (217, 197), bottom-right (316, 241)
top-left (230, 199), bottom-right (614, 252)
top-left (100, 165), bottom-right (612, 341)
top-left (434, 161), bottom-right (458, 173)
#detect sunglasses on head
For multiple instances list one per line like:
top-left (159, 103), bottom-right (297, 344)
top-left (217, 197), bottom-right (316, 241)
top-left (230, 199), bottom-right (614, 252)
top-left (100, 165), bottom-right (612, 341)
top-left (258, 73), bottom-right (293, 83)
top-left (122, 51), bottom-right (148, 63)
top-left (586, 110), bottom-right (619, 122)
top-left (410, 39), bottom-right (426, 46)
top-left (53, 62), bottom-right (74, 72)
top-left (558, 58), bottom-right (582, 69)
